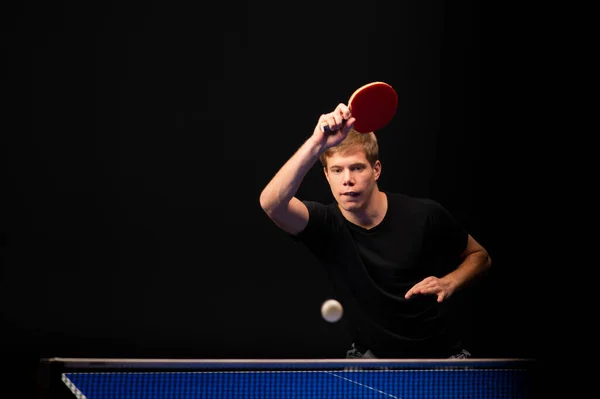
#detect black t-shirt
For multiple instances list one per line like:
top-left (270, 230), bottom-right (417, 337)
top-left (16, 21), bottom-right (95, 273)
top-left (294, 191), bottom-right (468, 358)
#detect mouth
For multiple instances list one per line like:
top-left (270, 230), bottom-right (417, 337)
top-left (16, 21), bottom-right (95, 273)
top-left (341, 192), bottom-right (361, 198)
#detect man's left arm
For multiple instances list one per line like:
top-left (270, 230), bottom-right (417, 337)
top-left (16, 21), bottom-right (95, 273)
top-left (405, 235), bottom-right (491, 302)
top-left (443, 234), bottom-right (492, 292)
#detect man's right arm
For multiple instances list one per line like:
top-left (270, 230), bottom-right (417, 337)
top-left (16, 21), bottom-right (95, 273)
top-left (259, 103), bottom-right (355, 236)
top-left (259, 136), bottom-right (326, 236)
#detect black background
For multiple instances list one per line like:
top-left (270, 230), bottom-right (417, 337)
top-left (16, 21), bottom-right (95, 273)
top-left (2, 1), bottom-right (554, 397)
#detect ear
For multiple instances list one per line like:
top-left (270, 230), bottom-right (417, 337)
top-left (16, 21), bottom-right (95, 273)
top-left (373, 160), bottom-right (382, 180)
top-left (323, 167), bottom-right (330, 183)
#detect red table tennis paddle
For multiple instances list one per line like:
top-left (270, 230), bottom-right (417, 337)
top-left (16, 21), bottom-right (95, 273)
top-left (322, 81), bottom-right (398, 134)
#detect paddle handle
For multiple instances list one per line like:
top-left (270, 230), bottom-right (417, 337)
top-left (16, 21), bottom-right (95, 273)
top-left (321, 119), bottom-right (348, 135)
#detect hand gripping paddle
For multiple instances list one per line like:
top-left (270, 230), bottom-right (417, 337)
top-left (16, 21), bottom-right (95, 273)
top-left (321, 81), bottom-right (398, 134)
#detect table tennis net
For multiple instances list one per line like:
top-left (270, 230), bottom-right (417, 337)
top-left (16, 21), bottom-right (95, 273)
top-left (43, 358), bottom-right (538, 399)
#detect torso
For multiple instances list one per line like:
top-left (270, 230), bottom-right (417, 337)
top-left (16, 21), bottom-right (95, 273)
top-left (295, 191), bottom-right (468, 357)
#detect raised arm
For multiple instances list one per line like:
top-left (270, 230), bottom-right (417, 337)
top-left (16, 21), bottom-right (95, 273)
top-left (259, 103), bottom-right (355, 235)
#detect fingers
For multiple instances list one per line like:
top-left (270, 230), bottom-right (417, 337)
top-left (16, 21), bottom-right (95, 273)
top-left (342, 117), bottom-right (356, 134)
top-left (338, 103), bottom-right (352, 120)
top-left (405, 277), bottom-right (441, 299)
top-left (320, 103), bottom-right (352, 133)
top-left (437, 293), bottom-right (445, 303)
top-left (405, 277), bottom-right (430, 298)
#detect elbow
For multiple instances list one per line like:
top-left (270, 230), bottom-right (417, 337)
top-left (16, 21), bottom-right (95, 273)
top-left (259, 189), bottom-right (277, 217)
top-left (483, 251), bottom-right (492, 271)
top-left (259, 190), bottom-right (270, 213)
top-left (467, 248), bottom-right (491, 273)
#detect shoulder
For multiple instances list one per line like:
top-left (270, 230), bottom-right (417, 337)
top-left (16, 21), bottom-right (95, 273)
top-left (294, 200), bottom-right (347, 248)
top-left (385, 192), bottom-right (458, 229)
top-left (385, 191), bottom-right (444, 213)
top-left (302, 200), bottom-right (338, 214)
top-left (300, 200), bottom-right (345, 227)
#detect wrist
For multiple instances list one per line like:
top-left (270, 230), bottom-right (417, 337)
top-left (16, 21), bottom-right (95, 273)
top-left (305, 135), bottom-right (328, 157)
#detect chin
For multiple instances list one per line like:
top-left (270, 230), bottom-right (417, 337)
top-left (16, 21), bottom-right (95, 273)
top-left (339, 197), bottom-right (363, 211)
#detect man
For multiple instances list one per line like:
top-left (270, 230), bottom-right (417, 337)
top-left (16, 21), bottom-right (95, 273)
top-left (259, 102), bottom-right (491, 358)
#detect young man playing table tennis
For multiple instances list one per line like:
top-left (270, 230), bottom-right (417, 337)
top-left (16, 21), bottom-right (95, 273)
top-left (259, 102), bottom-right (491, 359)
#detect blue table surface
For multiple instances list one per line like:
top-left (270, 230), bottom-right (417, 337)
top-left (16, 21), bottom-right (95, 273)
top-left (55, 358), bottom-right (536, 399)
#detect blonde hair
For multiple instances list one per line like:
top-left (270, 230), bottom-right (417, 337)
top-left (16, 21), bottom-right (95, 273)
top-left (319, 129), bottom-right (379, 168)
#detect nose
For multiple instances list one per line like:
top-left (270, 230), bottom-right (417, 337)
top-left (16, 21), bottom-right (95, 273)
top-left (343, 170), bottom-right (354, 186)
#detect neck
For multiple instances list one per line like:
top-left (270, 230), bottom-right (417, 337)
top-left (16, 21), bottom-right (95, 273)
top-left (340, 189), bottom-right (387, 230)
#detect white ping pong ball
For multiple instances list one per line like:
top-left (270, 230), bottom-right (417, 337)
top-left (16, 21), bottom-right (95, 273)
top-left (321, 299), bottom-right (343, 323)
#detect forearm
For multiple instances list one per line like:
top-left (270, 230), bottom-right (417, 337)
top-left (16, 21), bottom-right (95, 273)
top-left (259, 136), bottom-right (326, 214)
top-left (443, 250), bottom-right (491, 293)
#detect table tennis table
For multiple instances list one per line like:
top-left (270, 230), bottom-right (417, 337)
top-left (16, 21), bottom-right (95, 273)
top-left (36, 357), bottom-right (539, 398)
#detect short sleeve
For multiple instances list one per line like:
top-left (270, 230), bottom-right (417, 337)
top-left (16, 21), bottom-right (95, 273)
top-left (291, 200), bottom-right (345, 264)
top-left (425, 200), bottom-right (468, 259)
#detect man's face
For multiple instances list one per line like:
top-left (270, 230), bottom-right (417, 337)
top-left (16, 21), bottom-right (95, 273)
top-left (324, 149), bottom-right (381, 212)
